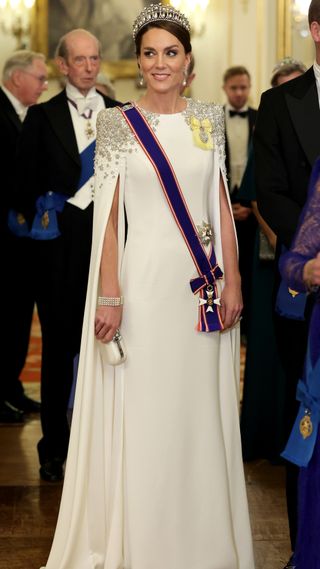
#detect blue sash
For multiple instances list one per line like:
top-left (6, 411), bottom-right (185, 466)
top-left (77, 139), bottom-right (95, 190)
top-left (120, 104), bottom-right (223, 332)
top-left (281, 344), bottom-right (320, 467)
top-left (30, 141), bottom-right (96, 240)
top-left (30, 192), bottom-right (68, 240)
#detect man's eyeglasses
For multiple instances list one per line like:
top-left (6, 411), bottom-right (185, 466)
top-left (22, 70), bottom-right (48, 85)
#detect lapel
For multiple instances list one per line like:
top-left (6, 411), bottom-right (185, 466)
top-left (42, 90), bottom-right (119, 167)
top-left (285, 67), bottom-right (320, 167)
top-left (43, 90), bottom-right (80, 166)
top-left (0, 87), bottom-right (22, 132)
top-left (223, 105), bottom-right (231, 179)
top-left (248, 107), bottom-right (256, 141)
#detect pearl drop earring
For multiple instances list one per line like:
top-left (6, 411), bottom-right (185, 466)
top-left (182, 68), bottom-right (188, 87)
top-left (139, 70), bottom-right (144, 87)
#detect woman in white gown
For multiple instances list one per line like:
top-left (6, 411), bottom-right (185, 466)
top-left (41, 4), bottom-right (255, 569)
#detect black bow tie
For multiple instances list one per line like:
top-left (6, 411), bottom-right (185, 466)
top-left (229, 109), bottom-right (248, 118)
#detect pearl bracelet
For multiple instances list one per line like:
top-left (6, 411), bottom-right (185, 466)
top-left (98, 296), bottom-right (124, 307)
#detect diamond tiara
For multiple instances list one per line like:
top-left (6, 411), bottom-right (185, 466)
top-left (132, 3), bottom-right (191, 41)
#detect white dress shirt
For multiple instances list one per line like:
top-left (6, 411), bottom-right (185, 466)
top-left (2, 85), bottom-right (28, 122)
top-left (66, 82), bottom-right (105, 209)
top-left (225, 103), bottom-right (249, 191)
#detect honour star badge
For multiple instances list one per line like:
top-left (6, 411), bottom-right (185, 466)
top-left (196, 220), bottom-right (214, 246)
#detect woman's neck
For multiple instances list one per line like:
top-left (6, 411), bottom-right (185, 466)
top-left (137, 92), bottom-right (187, 115)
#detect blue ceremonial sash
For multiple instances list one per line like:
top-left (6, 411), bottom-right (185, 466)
top-left (30, 192), bottom-right (68, 240)
top-left (281, 344), bottom-right (320, 467)
top-left (275, 246), bottom-right (307, 320)
top-left (120, 104), bottom-right (223, 332)
top-left (7, 209), bottom-right (30, 237)
top-left (30, 141), bottom-right (96, 240)
top-left (77, 139), bottom-right (95, 189)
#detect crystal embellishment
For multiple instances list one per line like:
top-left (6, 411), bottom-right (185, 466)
top-left (196, 220), bottom-right (214, 246)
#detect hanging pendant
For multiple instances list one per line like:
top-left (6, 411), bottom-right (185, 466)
top-left (85, 120), bottom-right (95, 139)
top-left (300, 411), bottom-right (313, 439)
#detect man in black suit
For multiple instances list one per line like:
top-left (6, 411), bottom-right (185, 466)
top-left (0, 50), bottom-right (48, 423)
top-left (254, 2), bottom-right (320, 565)
top-left (15, 29), bottom-right (120, 481)
top-left (223, 66), bottom-right (257, 340)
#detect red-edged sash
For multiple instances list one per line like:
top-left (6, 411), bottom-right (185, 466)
top-left (119, 103), bottom-right (223, 332)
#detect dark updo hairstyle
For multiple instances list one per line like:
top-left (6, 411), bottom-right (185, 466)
top-left (135, 21), bottom-right (192, 56)
top-left (309, 0), bottom-right (320, 25)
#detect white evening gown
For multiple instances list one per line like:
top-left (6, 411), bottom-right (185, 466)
top-left (41, 100), bottom-right (255, 569)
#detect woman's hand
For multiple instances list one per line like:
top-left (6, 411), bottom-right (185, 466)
top-left (303, 252), bottom-right (320, 287)
top-left (95, 306), bottom-right (123, 343)
top-left (219, 281), bottom-right (243, 331)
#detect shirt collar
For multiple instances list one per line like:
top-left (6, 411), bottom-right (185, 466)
top-left (66, 81), bottom-right (97, 102)
top-left (225, 103), bottom-right (249, 113)
top-left (2, 85), bottom-right (28, 122)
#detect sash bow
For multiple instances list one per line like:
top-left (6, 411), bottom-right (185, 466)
top-left (30, 191), bottom-right (67, 240)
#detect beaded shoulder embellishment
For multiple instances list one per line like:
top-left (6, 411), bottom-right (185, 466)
top-left (94, 107), bottom-right (138, 184)
top-left (94, 106), bottom-right (161, 184)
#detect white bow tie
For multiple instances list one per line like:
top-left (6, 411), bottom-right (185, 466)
top-left (73, 96), bottom-right (99, 116)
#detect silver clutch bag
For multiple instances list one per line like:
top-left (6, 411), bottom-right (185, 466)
top-left (258, 228), bottom-right (275, 262)
top-left (99, 329), bottom-right (127, 366)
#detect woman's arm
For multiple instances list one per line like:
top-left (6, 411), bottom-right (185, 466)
top-left (95, 182), bottom-right (123, 343)
top-left (279, 168), bottom-right (320, 292)
top-left (303, 253), bottom-right (320, 288)
top-left (219, 176), bottom-right (243, 330)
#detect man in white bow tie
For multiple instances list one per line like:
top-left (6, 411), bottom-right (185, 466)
top-left (14, 29), bottom-right (120, 482)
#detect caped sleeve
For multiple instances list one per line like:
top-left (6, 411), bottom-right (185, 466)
top-left (211, 104), bottom-right (227, 179)
top-left (93, 106), bottom-right (134, 197)
top-left (279, 158), bottom-right (320, 291)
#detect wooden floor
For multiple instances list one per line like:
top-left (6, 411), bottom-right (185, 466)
top-left (0, 384), bottom-right (291, 569)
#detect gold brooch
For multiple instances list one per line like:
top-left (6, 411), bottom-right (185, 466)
top-left (190, 116), bottom-right (214, 150)
top-left (16, 212), bottom-right (26, 225)
top-left (41, 211), bottom-right (49, 229)
top-left (300, 412), bottom-right (313, 439)
top-left (196, 220), bottom-right (214, 246)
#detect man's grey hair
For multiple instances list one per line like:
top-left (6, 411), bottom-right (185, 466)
top-left (55, 28), bottom-right (102, 60)
top-left (2, 50), bottom-right (45, 82)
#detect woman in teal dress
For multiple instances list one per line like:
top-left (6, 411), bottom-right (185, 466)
top-left (239, 58), bottom-right (307, 462)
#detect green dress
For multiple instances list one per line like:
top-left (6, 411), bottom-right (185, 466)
top-left (238, 147), bottom-right (286, 462)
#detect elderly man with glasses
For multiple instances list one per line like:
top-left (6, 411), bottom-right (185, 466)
top-left (0, 50), bottom-right (48, 424)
